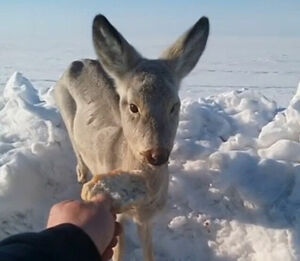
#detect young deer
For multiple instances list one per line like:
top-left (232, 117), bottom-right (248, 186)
top-left (54, 14), bottom-right (209, 261)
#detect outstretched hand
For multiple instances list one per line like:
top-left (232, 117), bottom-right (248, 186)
top-left (47, 194), bottom-right (121, 260)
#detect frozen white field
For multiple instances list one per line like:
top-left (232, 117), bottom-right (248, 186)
top-left (0, 36), bottom-right (300, 260)
top-left (1, 36), bottom-right (299, 107)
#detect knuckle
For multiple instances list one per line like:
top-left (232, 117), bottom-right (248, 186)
top-left (50, 200), bottom-right (78, 214)
top-left (49, 203), bottom-right (62, 215)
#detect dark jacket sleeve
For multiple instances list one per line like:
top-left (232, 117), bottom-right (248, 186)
top-left (0, 223), bottom-right (102, 261)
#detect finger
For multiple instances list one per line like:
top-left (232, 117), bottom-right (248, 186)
top-left (114, 222), bottom-right (123, 236)
top-left (102, 248), bottom-right (114, 261)
top-left (56, 199), bottom-right (78, 208)
top-left (90, 193), bottom-right (112, 209)
top-left (58, 199), bottom-right (77, 204)
top-left (49, 200), bottom-right (77, 213)
top-left (108, 237), bottom-right (118, 248)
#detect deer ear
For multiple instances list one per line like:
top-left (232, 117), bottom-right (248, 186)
top-left (161, 17), bottom-right (209, 81)
top-left (93, 15), bottom-right (141, 79)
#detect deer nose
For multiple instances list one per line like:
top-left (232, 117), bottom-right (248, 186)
top-left (142, 148), bottom-right (170, 166)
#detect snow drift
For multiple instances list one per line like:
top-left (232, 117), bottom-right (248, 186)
top-left (0, 72), bottom-right (299, 260)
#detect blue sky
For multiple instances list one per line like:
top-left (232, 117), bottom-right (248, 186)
top-left (1, 0), bottom-right (299, 43)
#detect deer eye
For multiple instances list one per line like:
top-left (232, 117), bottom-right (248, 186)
top-left (129, 104), bottom-right (139, 113)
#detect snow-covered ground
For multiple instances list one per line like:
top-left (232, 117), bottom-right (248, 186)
top-left (0, 36), bottom-right (300, 260)
top-left (1, 36), bottom-right (300, 107)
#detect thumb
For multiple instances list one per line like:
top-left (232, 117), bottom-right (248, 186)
top-left (89, 193), bottom-right (113, 210)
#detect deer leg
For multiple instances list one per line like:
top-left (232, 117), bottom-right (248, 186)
top-left (75, 154), bottom-right (89, 183)
top-left (113, 215), bottom-right (125, 261)
top-left (55, 84), bottom-right (89, 183)
top-left (137, 222), bottom-right (154, 261)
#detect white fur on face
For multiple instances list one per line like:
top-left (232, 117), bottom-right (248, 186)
top-left (118, 63), bottom-right (180, 160)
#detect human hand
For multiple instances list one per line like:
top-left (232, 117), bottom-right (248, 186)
top-left (47, 194), bottom-right (121, 260)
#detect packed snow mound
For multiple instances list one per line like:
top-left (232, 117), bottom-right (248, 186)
top-left (3, 72), bottom-right (40, 104)
top-left (0, 72), bottom-right (80, 236)
top-left (258, 83), bottom-right (300, 163)
top-left (0, 72), bottom-right (299, 261)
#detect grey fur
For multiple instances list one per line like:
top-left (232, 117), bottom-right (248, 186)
top-left (54, 14), bottom-right (209, 261)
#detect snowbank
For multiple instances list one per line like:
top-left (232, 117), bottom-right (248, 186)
top-left (0, 72), bottom-right (80, 237)
top-left (0, 72), bottom-right (299, 261)
top-left (258, 83), bottom-right (300, 162)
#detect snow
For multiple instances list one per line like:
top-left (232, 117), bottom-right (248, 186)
top-left (0, 70), bottom-right (299, 260)
top-left (0, 72), bottom-right (80, 236)
top-left (257, 83), bottom-right (300, 162)
top-left (1, 36), bottom-right (299, 107)
top-left (3, 72), bottom-right (40, 104)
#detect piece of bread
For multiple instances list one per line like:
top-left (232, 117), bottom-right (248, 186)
top-left (81, 170), bottom-right (147, 213)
